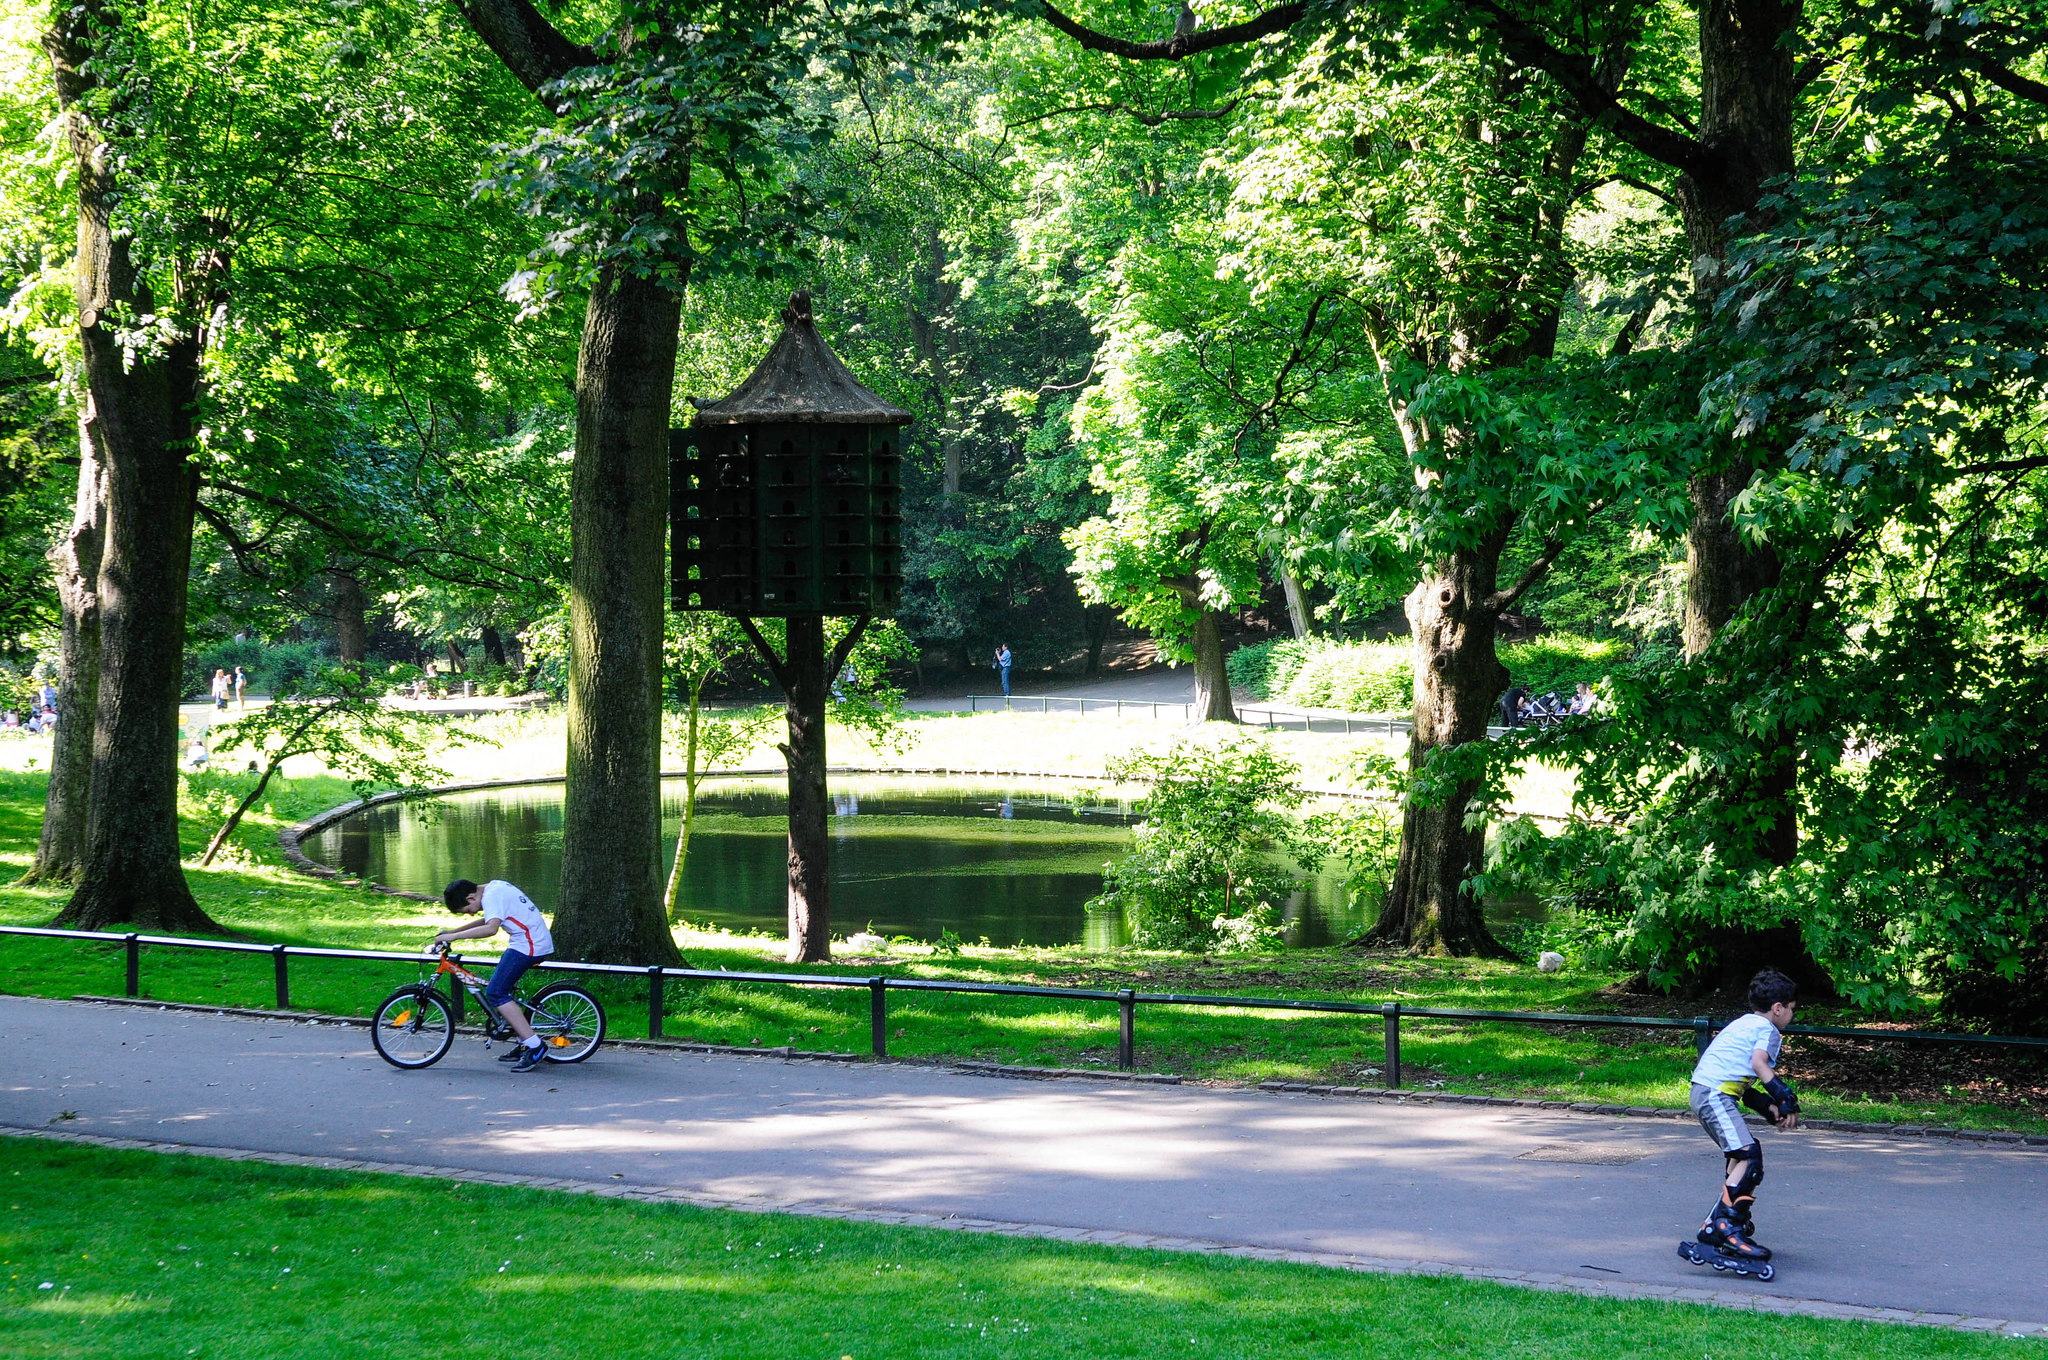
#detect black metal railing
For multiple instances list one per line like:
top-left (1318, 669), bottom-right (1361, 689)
top-left (6, 924), bottom-right (2046, 1086)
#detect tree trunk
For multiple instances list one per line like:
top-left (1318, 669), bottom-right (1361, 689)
top-left (1365, 547), bottom-right (1512, 956)
top-left (1675, 0), bottom-right (1798, 658)
top-left (1189, 606), bottom-right (1237, 722)
top-left (481, 625), bottom-right (507, 667)
top-left (1278, 560), bottom-right (1311, 640)
top-left (551, 263), bottom-right (683, 966)
top-left (1084, 605), bottom-right (1113, 677)
top-left (1670, 1), bottom-right (1802, 867)
top-left (780, 615), bottom-right (833, 962)
top-left (330, 569), bottom-right (367, 664)
top-left (445, 639), bottom-right (466, 674)
top-left (26, 414), bottom-right (106, 885)
top-left (47, 2), bottom-right (218, 933)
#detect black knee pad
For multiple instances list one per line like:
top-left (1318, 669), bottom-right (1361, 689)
top-left (1725, 1141), bottom-right (1764, 1199)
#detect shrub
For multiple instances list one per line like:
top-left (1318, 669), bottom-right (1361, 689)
top-left (1228, 633), bottom-right (1630, 713)
top-left (182, 639), bottom-right (328, 700)
top-left (1091, 735), bottom-right (1326, 951)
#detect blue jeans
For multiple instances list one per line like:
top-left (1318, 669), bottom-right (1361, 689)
top-left (999, 666), bottom-right (1011, 697)
top-left (485, 948), bottom-right (541, 1009)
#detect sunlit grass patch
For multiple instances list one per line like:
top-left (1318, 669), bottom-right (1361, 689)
top-left (0, 1137), bottom-right (2022, 1360)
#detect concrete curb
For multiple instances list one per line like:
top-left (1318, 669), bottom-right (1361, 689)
top-left (3, 1120), bottom-right (2041, 1338)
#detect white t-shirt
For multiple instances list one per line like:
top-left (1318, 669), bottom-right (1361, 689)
top-left (1691, 1011), bottom-right (1783, 1093)
top-left (480, 880), bottom-right (553, 958)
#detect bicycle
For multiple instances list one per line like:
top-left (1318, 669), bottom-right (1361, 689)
top-left (371, 944), bottom-right (606, 1069)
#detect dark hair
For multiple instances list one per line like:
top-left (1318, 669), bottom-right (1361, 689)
top-left (442, 879), bottom-right (479, 913)
top-left (1749, 968), bottom-right (1799, 1012)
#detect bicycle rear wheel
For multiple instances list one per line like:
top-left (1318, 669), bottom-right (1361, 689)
top-left (528, 982), bottom-right (605, 1063)
top-left (372, 986), bottom-right (454, 1069)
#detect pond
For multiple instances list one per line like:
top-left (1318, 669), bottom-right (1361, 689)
top-left (302, 775), bottom-right (1536, 949)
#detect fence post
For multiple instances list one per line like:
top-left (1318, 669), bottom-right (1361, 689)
top-left (448, 955), bottom-right (464, 1023)
top-left (969, 696), bottom-right (977, 713)
top-left (1118, 989), bottom-right (1135, 1070)
top-left (869, 976), bottom-right (888, 1057)
top-left (1693, 1015), bottom-right (1712, 1058)
top-left (1383, 1002), bottom-right (1401, 1088)
top-left (272, 945), bottom-right (290, 1010)
top-left (647, 965), bottom-right (665, 1039)
top-left (124, 933), bottom-right (140, 998)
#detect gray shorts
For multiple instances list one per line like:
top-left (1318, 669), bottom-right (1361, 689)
top-left (1690, 1082), bottom-right (1757, 1154)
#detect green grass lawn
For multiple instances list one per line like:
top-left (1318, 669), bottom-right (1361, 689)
top-left (2, 758), bottom-right (2042, 1136)
top-left (0, 1137), bottom-right (2020, 1360)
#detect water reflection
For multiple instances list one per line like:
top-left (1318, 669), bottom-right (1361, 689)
top-left (302, 776), bottom-right (1532, 949)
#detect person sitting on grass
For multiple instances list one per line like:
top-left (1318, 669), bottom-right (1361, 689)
top-left (429, 878), bottom-right (556, 1073)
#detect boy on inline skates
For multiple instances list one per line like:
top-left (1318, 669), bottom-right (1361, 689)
top-left (1682, 968), bottom-right (1801, 1272)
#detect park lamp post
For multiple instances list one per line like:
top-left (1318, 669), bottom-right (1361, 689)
top-left (672, 290), bottom-right (909, 962)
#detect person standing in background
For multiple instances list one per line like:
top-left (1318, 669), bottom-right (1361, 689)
top-left (994, 642), bottom-right (1013, 698)
top-left (210, 668), bottom-right (230, 711)
top-left (233, 665), bottom-right (247, 710)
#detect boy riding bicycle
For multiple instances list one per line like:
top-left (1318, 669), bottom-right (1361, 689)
top-left (429, 879), bottom-right (554, 1073)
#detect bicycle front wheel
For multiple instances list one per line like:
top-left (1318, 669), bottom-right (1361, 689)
top-left (528, 983), bottom-right (605, 1063)
top-left (371, 986), bottom-right (454, 1069)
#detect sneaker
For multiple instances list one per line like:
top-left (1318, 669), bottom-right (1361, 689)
top-left (511, 1043), bottom-right (546, 1073)
top-left (497, 1046), bottom-right (524, 1063)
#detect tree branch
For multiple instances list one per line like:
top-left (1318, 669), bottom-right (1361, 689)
top-left (453, 0), bottom-right (594, 113)
top-left (1972, 54), bottom-right (2048, 106)
top-left (1036, 0), bottom-right (1308, 60)
top-left (733, 615), bottom-right (793, 693)
top-left (1455, 0), bottom-right (1711, 177)
top-left (1488, 499), bottom-right (1610, 612)
top-left (1952, 452), bottom-right (2048, 478)
top-left (1008, 98), bottom-right (1244, 127)
top-left (827, 615), bottom-right (875, 679)
top-left (192, 501), bottom-right (275, 583)
top-left (199, 479), bottom-right (543, 589)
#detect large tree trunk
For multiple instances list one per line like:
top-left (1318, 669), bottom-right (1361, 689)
top-left (1672, 0), bottom-right (1803, 869)
top-left (1365, 547), bottom-right (1512, 957)
top-left (47, 3), bottom-right (218, 933)
top-left (780, 615), bottom-right (833, 962)
top-left (550, 263), bottom-right (683, 966)
top-left (480, 625), bottom-right (507, 667)
top-left (1189, 605), bottom-right (1237, 722)
top-left (26, 415), bottom-right (106, 885)
top-left (330, 569), bottom-right (367, 664)
top-left (1674, 0), bottom-right (1798, 658)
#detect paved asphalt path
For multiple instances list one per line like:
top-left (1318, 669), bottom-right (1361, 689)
top-left (4, 996), bottom-right (2043, 1324)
